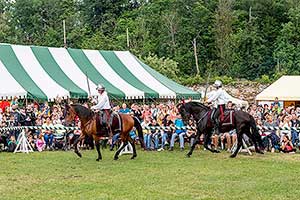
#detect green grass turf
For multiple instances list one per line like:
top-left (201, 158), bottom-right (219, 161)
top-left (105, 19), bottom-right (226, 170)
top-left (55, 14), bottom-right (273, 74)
top-left (0, 148), bottom-right (299, 200)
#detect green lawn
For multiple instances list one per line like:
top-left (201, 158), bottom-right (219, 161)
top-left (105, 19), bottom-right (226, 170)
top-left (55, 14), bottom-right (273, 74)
top-left (0, 149), bottom-right (299, 200)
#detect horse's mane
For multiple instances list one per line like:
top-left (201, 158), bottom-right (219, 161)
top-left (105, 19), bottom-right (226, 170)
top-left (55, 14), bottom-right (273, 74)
top-left (71, 104), bottom-right (93, 119)
top-left (186, 101), bottom-right (210, 111)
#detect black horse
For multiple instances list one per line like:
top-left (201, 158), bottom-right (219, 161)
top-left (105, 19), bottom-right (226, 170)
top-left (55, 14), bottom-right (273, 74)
top-left (177, 102), bottom-right (264, 158)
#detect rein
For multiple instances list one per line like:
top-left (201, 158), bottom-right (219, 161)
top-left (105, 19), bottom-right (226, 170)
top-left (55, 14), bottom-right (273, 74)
top-left (196, 111), bottom-right (209, 125)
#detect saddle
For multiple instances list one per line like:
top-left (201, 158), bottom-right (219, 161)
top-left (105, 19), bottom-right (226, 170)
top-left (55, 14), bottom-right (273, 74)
top-left (209, 109), bottom-right (235, 127)
top-left (95, 110), bottom-right (111, 137)
top-left (96, 111), bottom-right (122, 137)
top-left (220, 110), bottom-right (235, 126)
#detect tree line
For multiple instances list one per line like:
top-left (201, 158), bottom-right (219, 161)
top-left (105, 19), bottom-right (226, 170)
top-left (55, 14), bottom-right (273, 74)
top-left (1, 0), bottom-right (300, 85)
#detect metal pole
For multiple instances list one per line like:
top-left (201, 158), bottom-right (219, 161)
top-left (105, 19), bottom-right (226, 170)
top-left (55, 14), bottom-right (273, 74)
top-left (63, 20), bottom-right (67, 48)
top-left (126, 28), bottom-right (130, 48)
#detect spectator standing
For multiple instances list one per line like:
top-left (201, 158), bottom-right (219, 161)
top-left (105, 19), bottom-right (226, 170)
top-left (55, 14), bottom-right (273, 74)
top-left (142, 105), bottom-right (151, 121)
top-left (131, 104), bottom-right (143, 121)
top-left (290, 113), bottom-right (299, 146)
top-left (150, 103), bottom-right (158, 120)
top-left (141, 117), bottom-right (151, 150)
top-left (272, 97), bottom-right (281, 108)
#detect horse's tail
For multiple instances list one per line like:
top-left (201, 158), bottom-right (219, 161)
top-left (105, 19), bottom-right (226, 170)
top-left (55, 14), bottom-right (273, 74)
top-left (133, 116), bottom-right (145, 149)
top-left (249, 115), bottom-right (263, 148)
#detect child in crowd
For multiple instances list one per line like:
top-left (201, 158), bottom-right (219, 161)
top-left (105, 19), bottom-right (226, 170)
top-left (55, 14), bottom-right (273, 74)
top-left (7, 135), bottom-right (17, 152)
top-left (36, 133), bottom-right (45, 152)
top-left (279, 134), bottom-right (296, 153)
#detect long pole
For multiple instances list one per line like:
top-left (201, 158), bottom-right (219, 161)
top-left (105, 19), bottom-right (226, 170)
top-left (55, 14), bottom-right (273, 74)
top-left (63, 20), bottom-right (67, 48)
top-left (203, 72), bottom-right (211, 102)
top-left (193, 38), bottom-right (200, 75)
top-left (126, 28), bottom-right (130, 48)
top-left (85, 71), bottom-right (91, 98)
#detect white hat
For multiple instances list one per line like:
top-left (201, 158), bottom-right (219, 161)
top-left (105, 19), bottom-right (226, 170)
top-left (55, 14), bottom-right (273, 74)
top-left (96, 84), bottom-right (105, 90)
top-left (213, 80), bottom-right (222, 88)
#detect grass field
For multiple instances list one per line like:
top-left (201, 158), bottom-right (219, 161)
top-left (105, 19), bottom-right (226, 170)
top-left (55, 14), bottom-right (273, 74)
top-left (0, 148), bottom-right (300, 200)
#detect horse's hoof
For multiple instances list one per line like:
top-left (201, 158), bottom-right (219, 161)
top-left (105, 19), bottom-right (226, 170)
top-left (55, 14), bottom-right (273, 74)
top-left (230, 154), bottom-right (236, 158)
top-left (75, 152), bottom-right (82, 158)
top-left (186, 153), bottom-right (191, 158)
top-left (96, 158), bottom-right (102, 161)
top-left (114, 157), bottom-right (119, 160)
top-left (258, 151), bottom-right (264, 154)
top-left (131, 155), bottom-right (137, 160)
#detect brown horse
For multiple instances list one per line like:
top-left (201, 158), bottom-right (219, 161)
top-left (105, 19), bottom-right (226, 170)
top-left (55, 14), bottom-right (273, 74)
top-left (63, 104), bottom-right (144, 161)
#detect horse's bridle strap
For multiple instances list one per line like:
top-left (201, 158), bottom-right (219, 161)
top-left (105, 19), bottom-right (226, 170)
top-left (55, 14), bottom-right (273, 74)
top-left (197, 111), bottom-right (209, 125)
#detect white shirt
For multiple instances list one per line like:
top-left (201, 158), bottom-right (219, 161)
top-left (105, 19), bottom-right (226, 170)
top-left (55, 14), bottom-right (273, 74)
top-left (91, 91), bottom-right (111, 110)
top-left (207, 88), bottom-right (230, 105)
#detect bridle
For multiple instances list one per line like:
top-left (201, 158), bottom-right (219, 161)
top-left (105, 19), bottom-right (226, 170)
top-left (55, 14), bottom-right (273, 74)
top-left (196, 111), bottom-right (209, 125)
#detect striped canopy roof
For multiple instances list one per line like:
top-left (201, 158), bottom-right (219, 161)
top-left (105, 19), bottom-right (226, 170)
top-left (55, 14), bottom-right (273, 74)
top-left (0, 43), bottom-right (200, 101)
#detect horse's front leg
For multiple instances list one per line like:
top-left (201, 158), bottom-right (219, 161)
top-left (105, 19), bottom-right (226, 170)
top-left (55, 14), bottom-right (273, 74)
top-left (203, 130), bottom-right (220, 153)
top-left (187, 132), bottom-right (200, 158)
top-left (74, 134), bottom-right (85, 158)
top-left (94, 137), bottom-right (102, 161)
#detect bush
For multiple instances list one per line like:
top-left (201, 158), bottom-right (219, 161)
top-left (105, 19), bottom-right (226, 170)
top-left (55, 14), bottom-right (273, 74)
top-left (213, 75), bottom-right (235, 85)
top-left (255, 74), bottom-right (272, 84)
top-left (178, 75), bottom-right (205, 86)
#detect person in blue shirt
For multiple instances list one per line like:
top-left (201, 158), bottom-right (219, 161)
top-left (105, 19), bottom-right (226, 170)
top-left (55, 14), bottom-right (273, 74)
top-left (169, 114), bottom-right (186, 151)
top-left (119, 103), bottom-right (131, 114)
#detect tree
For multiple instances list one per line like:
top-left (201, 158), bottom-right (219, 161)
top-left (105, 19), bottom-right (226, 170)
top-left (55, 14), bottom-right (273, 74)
top-left (0, 0), bottom-right (10, 42)
top-left (214, 0), bottom-right (234, 73)
top-left (274, 5), bottom-right (300, 75)
top-left (142, 53), bottom-right (180, 81)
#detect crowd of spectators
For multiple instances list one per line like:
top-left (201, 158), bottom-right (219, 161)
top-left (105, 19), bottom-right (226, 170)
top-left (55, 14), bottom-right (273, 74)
top-left (0, 96), bottom-right (299, 154)
top-left (248, 97), bottom-right (300, 153)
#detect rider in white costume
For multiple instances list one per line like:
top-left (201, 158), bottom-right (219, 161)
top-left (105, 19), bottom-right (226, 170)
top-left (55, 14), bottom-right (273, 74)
top-left (91, 84), bottom-right (112, 139)
top-left (91, 84), bottom-right (111, 111)
top-left (206, 80), bottom-right (230, 135)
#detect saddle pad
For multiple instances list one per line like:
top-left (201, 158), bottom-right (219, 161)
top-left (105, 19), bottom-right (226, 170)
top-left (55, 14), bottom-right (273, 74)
top-left (221, 111), bottom-right (234, 126)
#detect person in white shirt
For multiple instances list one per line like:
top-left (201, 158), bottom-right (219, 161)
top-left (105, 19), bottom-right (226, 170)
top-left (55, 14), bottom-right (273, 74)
top-left (91, 84), bottom-right (111, 111)
top-left (206, 80), bottom-right (230, 135)
top-left (91, 84), bottom-right (112, 138)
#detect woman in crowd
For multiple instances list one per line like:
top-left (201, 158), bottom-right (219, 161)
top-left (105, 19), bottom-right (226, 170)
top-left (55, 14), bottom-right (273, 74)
top-left (279, 134), bottom-right (296, 153)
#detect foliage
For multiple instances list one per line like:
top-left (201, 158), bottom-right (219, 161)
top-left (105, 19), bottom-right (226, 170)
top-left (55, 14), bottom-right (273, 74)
top-left (1, 0), bottom-right (300, 83)
top-left (178, 75), bottom-right (205, 86)
top-left (255, 74), bottom-right (272, 84)
top-left (141, 53), bottom-right (179, 81)
top-left (214, 75), bottom-right (235, 85)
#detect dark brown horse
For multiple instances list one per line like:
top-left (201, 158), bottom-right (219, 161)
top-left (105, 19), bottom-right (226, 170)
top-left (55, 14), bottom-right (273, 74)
top-left (177, 102), bottom-right (264, 158)
top-left (63, 104), bottom-right (144, 161)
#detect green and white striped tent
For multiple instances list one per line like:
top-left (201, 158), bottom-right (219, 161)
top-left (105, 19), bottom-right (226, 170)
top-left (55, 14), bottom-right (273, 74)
top-left (0, 43), bottom-right (200, 101)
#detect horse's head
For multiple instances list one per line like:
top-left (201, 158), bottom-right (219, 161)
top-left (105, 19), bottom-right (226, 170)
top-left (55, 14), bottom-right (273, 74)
top-left (176, 103), bottom-right (191, 124)
top-left (63, 104), bottom-right (77, 126)
top-left (177, 102), bottom-right (210, 124)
